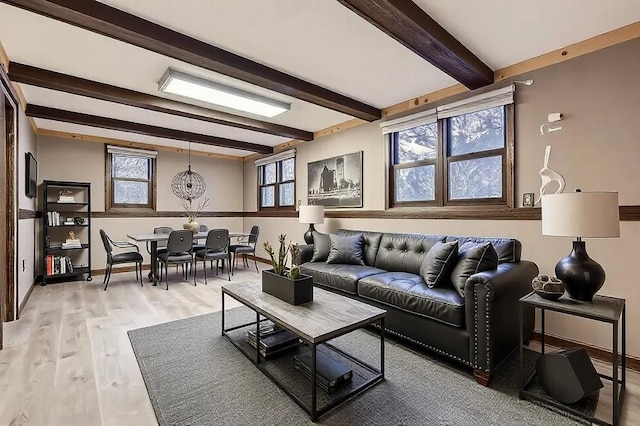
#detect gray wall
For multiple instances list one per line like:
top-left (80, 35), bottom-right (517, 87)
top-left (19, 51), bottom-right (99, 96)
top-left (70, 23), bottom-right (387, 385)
top-left (242, 39), bottom-right (640, 357)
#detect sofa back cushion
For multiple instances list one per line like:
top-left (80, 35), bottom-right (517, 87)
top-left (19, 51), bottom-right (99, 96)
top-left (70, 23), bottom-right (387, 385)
top-left (336, 229), bottom-right (383, 266)
top-left (446, 236), bottom-right (521, 263)
top-left (326, 234), bottom-right (365, 265)
top-left (311, 232), bottom-right (331, 262)
top-left (375, 233), bottom-right (446, 275)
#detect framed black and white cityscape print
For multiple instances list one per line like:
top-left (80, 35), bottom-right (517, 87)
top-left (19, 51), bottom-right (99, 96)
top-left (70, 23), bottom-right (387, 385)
top-left (307, 151), bottom-right (362, 208)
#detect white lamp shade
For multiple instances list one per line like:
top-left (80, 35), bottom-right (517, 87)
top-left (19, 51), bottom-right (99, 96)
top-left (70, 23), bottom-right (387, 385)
top-left (299, 205), bottom-right (325, 224)
top-left (542, 192), bottom-right (620, 238)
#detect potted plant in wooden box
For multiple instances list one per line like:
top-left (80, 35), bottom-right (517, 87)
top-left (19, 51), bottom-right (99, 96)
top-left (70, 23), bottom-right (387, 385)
top-left (262, 234), bottom-right (313, 305)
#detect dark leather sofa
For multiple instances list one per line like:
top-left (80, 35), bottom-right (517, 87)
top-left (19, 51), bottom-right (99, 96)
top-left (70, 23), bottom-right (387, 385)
top-left (299, 229), bottom-right (538, 385)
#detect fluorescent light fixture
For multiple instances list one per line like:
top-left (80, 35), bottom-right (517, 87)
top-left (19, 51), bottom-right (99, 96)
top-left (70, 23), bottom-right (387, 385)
top-left (158, 68), bottom-right (291, 117)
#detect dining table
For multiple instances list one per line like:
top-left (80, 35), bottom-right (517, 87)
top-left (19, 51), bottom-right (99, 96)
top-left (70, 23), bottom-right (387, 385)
top-left (127, 231), bottom-right (250, 284)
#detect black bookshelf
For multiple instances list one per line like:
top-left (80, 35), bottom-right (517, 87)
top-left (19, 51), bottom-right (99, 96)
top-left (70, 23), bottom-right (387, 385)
top-left (42, 180), bottom-right (92, 285)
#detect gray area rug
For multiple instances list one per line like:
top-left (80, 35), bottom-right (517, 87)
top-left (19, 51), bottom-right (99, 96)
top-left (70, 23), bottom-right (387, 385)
top-left (128, 306), bottom-right (592, 425)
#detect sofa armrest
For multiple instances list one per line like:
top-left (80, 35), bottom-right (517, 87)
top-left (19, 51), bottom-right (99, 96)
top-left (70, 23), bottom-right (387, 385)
top-left (464, 261), bottom-right (538, 376)
top-left (298, 244), bottom-right (314, 264)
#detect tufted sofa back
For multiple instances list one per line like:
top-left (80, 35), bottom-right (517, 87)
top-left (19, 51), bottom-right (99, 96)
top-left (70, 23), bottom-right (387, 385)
top-left (374, 233), bottom-right (446, 275)
top-left (336, 229), bottom-right (383, 266)
top-left (445, 236), bottom-right (521, 263)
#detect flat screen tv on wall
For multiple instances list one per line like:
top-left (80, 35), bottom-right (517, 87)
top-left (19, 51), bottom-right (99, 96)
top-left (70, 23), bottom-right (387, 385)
top-left (25, 152), bottom-right (37, 198)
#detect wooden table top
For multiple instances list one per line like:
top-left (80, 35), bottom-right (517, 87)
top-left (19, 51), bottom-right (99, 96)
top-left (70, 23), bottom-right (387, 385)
top-left (223, 280), bottom-right (386, 344)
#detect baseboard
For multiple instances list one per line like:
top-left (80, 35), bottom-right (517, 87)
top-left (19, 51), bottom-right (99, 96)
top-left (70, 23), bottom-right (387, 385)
top-left (246, 255), bottom-right (271, 265)
top-left (18, 276), bottom-right (38, 317)
top-left (91, 264), bottom-right (151, 276)
top-left (531, 331), bottom-right (640, 372)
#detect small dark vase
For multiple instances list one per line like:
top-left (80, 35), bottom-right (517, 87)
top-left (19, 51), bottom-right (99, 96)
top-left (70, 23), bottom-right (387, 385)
top-left (555, 240), bottom-right (605, 302)
top-left (262, 269), bottom-right (313, 305)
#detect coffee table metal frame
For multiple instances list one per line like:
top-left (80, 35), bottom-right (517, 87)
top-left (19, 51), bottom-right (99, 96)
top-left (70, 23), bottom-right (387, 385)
top-left (221, 285), bottom-right (386, 422)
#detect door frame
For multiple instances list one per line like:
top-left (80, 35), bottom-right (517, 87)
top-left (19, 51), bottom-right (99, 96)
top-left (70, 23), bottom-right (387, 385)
top-left (0, 66), bottom-right (18, 327)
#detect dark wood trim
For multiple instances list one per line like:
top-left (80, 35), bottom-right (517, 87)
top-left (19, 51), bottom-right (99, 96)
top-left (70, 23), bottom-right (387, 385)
top-left (80, 205), bottom-right (640, 220)
top-left (91, 210), bottom-right (242, 218)
top-left (18, 208), bottom-right (42, 219)
top-left (105, 148), bottom-right (156, 211)
top-left (4, 0), bottom-right (381, 121)
top-left (337, 0), bottom-right (493, 89)
top-left (26, 105), bottom-right (273, 154)
top-left (17, 276), bottom-right (38, 317)
top-left (243, 210), bottom-right (299, 218)
top-left (8, 62), bottom-right (313, 141)
top-left (531, 332), bottom-right (640, 373)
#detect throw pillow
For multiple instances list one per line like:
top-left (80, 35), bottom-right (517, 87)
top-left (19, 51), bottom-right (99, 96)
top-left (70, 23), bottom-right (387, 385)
top-left (326, 234), bottom-right (365, 265)
top-left (311, 231), bottom-right (331, 262)
top-left (451, 242), bottom-right (498, 297)
top-left (420, 241), bottom-right (459, 288)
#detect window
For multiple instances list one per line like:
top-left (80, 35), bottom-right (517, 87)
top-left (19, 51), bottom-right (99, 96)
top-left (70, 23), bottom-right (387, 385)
top-left (256, 150), bottom-right (296, 210)
top-left (106, 146), bottom-right (157, 210)
top-left (386, 87), bottom-right (514, 208)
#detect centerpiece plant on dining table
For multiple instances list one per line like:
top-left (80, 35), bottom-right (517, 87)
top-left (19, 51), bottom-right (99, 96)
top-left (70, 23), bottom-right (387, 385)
top-left (181, 197), bottom-right (210, 233)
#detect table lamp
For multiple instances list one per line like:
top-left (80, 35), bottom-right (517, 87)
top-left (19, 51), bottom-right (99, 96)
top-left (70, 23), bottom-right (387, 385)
top-left (299, 205), bottom-right (325, 244)
top-left (541, 191), bottom-right (620, 302)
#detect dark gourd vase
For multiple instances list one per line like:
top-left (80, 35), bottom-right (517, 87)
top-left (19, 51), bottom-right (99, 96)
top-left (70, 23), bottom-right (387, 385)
top-left (555, 240), bottom-right (605, 302)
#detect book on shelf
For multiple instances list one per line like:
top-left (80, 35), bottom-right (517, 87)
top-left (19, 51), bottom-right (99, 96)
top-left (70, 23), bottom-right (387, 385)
top-left (294, 350), bottom-right (353, 393)
top-left (58, 196), bottom-right (76, 203)
top-left (246, 326), bottom-right (301, 358)
top-left (45, 255), bottom-right (75, 276)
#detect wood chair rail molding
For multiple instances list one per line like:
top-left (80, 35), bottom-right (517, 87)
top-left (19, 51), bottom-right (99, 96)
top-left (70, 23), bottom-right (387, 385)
top-left (22, 206), bottom-right (640, 221)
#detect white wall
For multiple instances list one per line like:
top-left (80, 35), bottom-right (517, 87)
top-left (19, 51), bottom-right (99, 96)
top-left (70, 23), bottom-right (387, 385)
top-left (17, 108), bottom-right (37, 310)
top-left (37, 136), bottom-right (245, 270)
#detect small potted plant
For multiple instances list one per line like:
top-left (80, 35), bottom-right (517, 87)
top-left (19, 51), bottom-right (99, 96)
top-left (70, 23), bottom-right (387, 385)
top-left (262, 234), bottom-right (313, 305)
top-left (180, 197), bottom-right (210, 233)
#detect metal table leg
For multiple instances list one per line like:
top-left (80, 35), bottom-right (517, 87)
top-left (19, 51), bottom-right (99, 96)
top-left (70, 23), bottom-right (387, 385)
top-left (613, 317), bottom-right (619, 426)
top-left (149, 240), bottom-right (159, 284)
top-left (311, 343), bottom-right (317, 422)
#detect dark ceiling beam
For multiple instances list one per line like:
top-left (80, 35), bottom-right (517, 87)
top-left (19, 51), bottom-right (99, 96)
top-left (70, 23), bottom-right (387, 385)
top-left (337, 0), bottom-right (493, 89)
top-left (2, 0), bottom-right (381, 121)
top-left (8, 62), bottom-right (313, 141)
top-left (26, 105), bottom-right (273, 154)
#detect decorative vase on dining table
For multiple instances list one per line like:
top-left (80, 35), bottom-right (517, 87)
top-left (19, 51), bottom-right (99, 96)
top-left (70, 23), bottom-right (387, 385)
top-left (183, 221), bottom-right (199, 233)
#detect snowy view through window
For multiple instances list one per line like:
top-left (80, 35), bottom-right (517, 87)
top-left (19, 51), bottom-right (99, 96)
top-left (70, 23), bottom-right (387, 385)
top-left (112, 155), bottom-right (151, 205)
top-left (394, 106), bottom-right (505, 203)
top-left (259, 157), bottom-right (295, 208)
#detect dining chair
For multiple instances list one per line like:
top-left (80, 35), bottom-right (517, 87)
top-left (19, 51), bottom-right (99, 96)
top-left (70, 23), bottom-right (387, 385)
top-left (194, 229), bottom-right (231, 284)
top-left (147, 226), bottom-right (173, 256)
top-left (99, 229), bottom-right (143, 291)
top-left (157, 230), bottom-right (194, 290)
top-left (192, 224), bottom-right (209, 253)
top-left (229, 225), bottom-right (260, 274)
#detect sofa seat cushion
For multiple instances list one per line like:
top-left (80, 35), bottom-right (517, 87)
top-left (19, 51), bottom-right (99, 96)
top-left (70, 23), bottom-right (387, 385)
top-left (358, 272), bottom-right (465, 327)
top-left (300, 262), bottom-right (385, 294)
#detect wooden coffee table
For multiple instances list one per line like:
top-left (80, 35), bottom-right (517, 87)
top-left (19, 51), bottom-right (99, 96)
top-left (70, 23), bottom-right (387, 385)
top-left (221, 281), bottom-right (386, 422)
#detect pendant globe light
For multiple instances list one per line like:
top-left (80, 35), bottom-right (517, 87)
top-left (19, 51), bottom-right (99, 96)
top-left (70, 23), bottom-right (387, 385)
top-left (171, 141), bottom-right (206, 202)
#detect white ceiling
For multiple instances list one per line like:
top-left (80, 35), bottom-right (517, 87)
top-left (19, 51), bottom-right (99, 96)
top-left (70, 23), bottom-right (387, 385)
top-left (1, 1), bottom-right (639, 157)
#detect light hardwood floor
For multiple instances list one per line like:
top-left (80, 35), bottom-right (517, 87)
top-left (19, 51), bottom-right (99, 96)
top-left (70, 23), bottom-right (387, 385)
top-left (1, 266), bottom-right (638, 425)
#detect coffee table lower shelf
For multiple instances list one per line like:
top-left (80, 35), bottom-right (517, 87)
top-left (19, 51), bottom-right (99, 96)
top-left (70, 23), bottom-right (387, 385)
top-left (222, 310), bottom-right (384, 421)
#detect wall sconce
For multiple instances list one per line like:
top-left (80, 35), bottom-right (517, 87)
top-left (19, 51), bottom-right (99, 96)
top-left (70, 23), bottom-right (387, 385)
top-left (540, 113), bottom-right (563, 135)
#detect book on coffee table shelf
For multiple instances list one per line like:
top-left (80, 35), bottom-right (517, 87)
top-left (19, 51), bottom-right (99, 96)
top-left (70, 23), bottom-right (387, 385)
top-left (294, 350), bottom-right (353, 394)
top-left (247, 324), bottom-right (301, 359)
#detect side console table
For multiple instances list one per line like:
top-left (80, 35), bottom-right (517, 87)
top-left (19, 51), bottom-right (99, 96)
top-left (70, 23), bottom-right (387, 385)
top-left (519, 292), bottom-right (626, 426)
